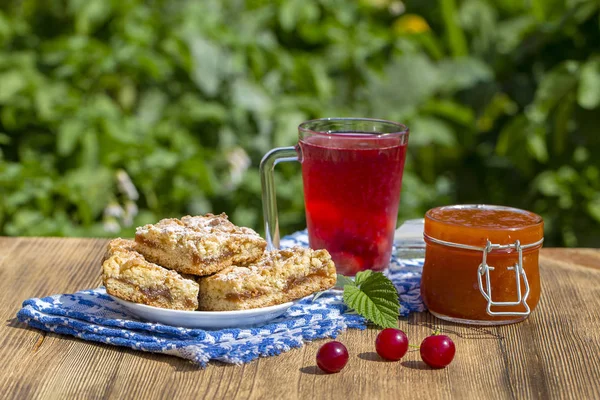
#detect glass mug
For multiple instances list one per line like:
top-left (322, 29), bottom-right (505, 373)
top-left (260, 118), bottom-right (409, 276)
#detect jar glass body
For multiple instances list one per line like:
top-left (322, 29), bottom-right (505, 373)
top-left (420, 205), bottom-right (543, 325)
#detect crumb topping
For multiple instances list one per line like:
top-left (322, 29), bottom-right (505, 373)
top-left (136, 213), bottom-right (261, 240)
top-left (135, 213), bottom-right (264, 258)
top-left (212, 247), bottom-right (332, 283)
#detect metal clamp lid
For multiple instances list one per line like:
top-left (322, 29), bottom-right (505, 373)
top-left (424, 235), bottom-right (544, 317)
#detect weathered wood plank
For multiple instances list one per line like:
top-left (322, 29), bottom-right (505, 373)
top-left (0, 238), bottom-right (599, 400)
top-left (541, 248), bottom-right (600, 270)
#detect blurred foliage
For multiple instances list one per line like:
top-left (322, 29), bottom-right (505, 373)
top-left (0, 0), bottom-right (599, 246)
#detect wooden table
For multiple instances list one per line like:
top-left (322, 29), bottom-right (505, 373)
top-left (1, 238), bottom-right (599, 399)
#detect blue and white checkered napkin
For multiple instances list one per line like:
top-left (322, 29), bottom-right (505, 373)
top-left (17, 230), bottom-right (425, 367)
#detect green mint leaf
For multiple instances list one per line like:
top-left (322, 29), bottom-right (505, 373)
top-left (335, 274), bottom-right (355, 289)
top-left (342, 272), bottom-right (400, 329)
top-left (354, 270), bottom-right (373, 285)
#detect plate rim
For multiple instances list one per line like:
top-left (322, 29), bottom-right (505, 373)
top-left (109, 294), bottom-right (295, 317)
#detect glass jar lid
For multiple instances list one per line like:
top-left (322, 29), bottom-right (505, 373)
top-left (424, 204), bottom-right (544, 248)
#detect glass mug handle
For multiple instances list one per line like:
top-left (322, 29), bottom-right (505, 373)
top-left (259, 146), bottom-right (299, 250)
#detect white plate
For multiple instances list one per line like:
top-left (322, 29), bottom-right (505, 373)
top-left (110, 295), bottom-right (294, 329)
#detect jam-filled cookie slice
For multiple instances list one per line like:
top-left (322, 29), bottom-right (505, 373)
top-left (197, 247), bottom-right (336, 311)
top-left (102, 239), bottom-right (199, 311)
top-left (135, 213), bottom-right (266, 277)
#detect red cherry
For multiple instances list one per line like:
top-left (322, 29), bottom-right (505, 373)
top-left (375, 328), bottom-right (409, 361)
top-left (316, 341), bottom-right (349, 373)
top-left (420, 334), bottom-right (455, 368)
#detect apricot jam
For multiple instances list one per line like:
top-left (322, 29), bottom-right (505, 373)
top-left (421, 205), bottom-right (544, 325)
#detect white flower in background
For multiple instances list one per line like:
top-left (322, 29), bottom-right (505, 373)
top-left (116, 169), bottom-right (139, 201)
top-left (389, 1), bottom-right (405, 15)
top-left (103, 218), bottom-right (120, 233)
top-left (226, 147), bottom-right (251, 188)
top-left (104, 202), bottom-right (124, 218)
top-left (123, 200), bottom-right (138, 227)
top-left (103, 170), bottom-right (141, 233)
top-left (103, 202), bottom-right (124, 233)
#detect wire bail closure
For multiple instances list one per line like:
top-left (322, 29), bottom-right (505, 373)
top-left (424, 235), bottom-right (544, 317)
top-left (478, 239), bottom-right (531, 316)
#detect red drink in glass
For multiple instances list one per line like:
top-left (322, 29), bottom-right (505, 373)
top-left (299, 134), bottom-right (408, 275)
top-left (260, 118), bottom-right (409, 276)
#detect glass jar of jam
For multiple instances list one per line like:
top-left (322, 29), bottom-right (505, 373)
top-left (421, 205), bottom-right (544, 325)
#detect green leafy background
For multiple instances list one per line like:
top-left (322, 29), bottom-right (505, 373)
top-left (0, 0), bottom-right (599, 246)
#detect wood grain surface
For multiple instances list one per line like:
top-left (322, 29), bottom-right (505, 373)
top-left (1, 237), bottom-right (599, 400)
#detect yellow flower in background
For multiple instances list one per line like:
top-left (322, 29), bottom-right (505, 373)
top-left (393, 14), bottom-right (431, 35)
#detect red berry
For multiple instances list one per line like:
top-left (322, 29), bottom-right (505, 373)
top-left (316, 341), bottom-right (349, 373)
top-left (375, 328), bottom-right (409, 361)
top-left (420, 334), bottom-right (455, 368)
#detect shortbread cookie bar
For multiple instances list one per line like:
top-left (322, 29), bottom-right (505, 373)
top-left (134, 213), bottom-right (266, 276)
top-left (102, 239), bottom-right (199, 311)
top-left (197, 247), bottom-right (337, 311)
